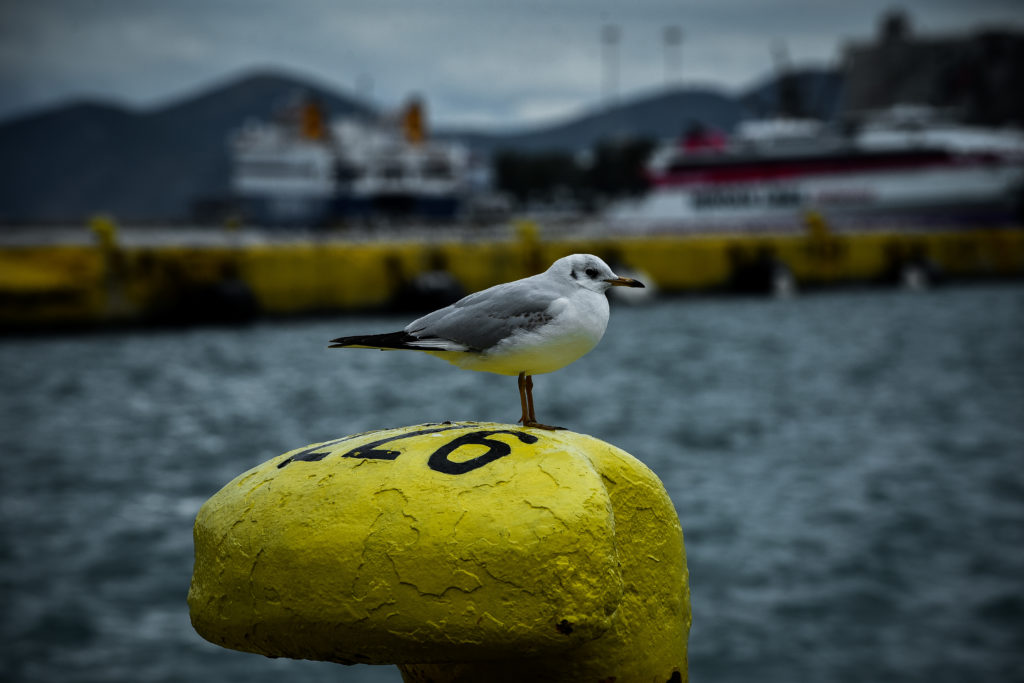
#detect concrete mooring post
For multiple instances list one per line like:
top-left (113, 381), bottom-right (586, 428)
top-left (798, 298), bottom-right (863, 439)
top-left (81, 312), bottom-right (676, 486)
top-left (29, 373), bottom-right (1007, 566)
top-left (188, 422), bottom-right (690, 682)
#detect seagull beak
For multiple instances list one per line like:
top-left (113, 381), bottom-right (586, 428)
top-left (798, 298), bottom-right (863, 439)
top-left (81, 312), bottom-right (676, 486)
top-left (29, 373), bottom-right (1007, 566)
top-left (605, 276), bottom-right (645, 288)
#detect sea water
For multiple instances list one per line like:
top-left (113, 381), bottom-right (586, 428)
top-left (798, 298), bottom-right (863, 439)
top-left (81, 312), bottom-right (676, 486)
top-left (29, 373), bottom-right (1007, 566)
top-left (2, 284), bottom-right (1023, 682)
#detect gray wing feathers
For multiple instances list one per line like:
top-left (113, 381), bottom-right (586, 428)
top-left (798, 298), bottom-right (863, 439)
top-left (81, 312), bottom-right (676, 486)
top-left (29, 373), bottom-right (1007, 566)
top-left (405, 276), bottom-right (561, 350)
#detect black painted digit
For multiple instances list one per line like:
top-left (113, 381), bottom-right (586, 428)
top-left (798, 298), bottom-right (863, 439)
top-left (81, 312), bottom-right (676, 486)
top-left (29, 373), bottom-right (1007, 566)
top-left (277, 433), bottom-right (365, 468)
top-left (277, 425), bottom-right (463, 468)
top-left (341, 425), bottom-right (465, 460)
top-left (427, 430), bottom-right (539, 475)
top-left (277, 426), bottom-right (539, 475)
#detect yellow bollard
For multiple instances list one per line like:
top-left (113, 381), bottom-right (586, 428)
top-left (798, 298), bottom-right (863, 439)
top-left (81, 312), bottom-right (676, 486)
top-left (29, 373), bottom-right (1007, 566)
top-left (88, 214), bottom-right (119, 250)
top-left (189, 422), bottom-right (690, 682)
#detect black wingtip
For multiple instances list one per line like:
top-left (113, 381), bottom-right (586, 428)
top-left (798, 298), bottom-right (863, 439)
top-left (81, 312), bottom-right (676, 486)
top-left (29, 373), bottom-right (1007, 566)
top-left (327, 331), bottom-right (420, 350)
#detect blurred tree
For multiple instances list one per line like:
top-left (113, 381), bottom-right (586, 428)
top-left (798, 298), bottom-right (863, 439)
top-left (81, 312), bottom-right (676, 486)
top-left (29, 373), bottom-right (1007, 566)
top-left (494, 137), bottom-right (654, 209)
top-left (493, 151), bottom-right (583, 205)
top-left (585, 138), bottom-right (656, 198)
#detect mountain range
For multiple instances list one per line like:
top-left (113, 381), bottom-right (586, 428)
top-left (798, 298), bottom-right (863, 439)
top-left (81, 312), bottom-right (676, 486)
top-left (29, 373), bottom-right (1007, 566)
top-left (0, 67), bottom-right (841, 224)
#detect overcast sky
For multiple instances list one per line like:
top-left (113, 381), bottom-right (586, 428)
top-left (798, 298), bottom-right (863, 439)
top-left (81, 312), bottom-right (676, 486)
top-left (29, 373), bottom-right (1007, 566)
top-left (1, 0), bottom-right (1021, 128)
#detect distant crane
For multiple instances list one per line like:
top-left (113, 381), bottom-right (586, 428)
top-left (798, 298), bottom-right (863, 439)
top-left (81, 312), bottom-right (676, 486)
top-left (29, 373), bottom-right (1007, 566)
top-left (663, 26), bottom-right (683, 86)
top-left (601, 24), bottom-right (621, 108)
top-left (772, 40), bottom-right (804, 118)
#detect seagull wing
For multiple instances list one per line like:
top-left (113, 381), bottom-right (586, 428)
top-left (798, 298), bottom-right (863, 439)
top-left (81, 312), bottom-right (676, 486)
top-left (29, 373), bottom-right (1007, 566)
top-left (405, 275), bottom-right (564, 351)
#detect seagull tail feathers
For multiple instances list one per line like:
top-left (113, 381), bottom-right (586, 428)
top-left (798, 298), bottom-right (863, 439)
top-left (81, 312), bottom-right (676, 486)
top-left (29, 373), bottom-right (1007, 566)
top-left (329, 331), bottom-right (467, 352)
top-left (328, 331), bottom-right (419, 350)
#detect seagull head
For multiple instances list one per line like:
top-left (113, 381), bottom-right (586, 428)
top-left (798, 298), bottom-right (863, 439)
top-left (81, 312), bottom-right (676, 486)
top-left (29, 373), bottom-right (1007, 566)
top-left (551, 253), bottom-right (645, 293)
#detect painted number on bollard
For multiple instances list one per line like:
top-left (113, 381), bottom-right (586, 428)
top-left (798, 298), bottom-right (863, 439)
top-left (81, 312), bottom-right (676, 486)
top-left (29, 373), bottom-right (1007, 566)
top-left (426, 430), bottom-right (538, 475)
top-left (277, 426), bottom-right (540, 475)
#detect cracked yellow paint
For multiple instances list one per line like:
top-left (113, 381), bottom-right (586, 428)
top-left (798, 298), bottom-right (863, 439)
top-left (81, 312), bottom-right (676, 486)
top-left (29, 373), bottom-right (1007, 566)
top-left (188, 422), bottom-right (689, 681)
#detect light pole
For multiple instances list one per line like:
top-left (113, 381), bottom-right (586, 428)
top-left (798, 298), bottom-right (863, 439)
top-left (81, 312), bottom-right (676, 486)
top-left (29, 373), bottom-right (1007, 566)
top-left (663, 25), bottom-right (683, 87)
top-left (602, 24), bottom-right (621, 109)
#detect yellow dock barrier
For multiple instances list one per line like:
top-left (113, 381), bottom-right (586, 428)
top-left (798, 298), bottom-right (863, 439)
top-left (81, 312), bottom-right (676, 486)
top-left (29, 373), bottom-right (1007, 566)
top-left (188, 422), bottom-right (689, 681)
top-left (2, 222), bottom-right (1023, 329)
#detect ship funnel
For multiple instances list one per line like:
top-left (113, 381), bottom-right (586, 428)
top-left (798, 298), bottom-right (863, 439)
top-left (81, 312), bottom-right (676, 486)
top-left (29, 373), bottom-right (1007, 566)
top-left (403, 96), bottom-right (427, 145)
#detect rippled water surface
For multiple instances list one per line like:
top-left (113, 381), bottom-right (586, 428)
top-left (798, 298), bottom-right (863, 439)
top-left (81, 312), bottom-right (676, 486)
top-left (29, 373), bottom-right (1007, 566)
top-left (2, 284), bottom-right (1023, 682)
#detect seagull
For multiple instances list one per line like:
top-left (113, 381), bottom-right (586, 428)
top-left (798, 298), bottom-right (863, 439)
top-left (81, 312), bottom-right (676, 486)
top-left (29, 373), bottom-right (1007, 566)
top-left (328, 253), bottom-right (644, 429)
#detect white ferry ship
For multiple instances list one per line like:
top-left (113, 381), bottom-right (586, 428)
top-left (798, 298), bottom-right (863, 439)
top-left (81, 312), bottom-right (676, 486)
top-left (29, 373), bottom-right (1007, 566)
top-left (608, 106), bottom-right (1024, 232)
top-left (230, 98), bottom-right (476, 226)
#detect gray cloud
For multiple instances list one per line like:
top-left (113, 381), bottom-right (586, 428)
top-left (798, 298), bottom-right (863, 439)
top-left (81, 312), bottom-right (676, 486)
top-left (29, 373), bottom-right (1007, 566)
top-left (1, 0), bottom-right (1021, 127)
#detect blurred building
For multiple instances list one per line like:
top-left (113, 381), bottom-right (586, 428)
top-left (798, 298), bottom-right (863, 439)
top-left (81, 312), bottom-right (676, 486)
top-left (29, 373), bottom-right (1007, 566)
top-left (841, 11), bottom-right (1024, 126)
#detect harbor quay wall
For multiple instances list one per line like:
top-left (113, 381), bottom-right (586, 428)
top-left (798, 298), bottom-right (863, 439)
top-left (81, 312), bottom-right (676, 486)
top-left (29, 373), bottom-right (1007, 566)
top-left (2, 226), bottom-right (1023, 329)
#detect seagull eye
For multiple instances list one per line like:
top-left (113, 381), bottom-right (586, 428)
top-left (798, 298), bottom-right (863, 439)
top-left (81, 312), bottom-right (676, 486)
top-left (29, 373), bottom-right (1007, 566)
top-left (585, 267), bottom-right (599, 278)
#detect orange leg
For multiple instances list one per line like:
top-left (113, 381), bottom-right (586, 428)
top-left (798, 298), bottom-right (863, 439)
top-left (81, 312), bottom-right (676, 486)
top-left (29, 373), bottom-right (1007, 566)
top-left (517, 372), bottom-right (530, 426)
top-left (525, 375), bottom-right (537, 423)
top-left (517, 373), bottom-right (561, 430)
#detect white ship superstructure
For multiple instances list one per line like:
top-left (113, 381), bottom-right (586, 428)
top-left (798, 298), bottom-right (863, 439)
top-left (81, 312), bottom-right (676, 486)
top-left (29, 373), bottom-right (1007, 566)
top-left (609, 106), bottom-right (1024, 232)
top-left (230, 98), bottom-right (473, 225)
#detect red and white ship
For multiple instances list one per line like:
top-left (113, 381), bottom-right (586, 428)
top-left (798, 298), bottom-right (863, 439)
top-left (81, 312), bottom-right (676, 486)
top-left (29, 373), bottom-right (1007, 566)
top-left (607, 106), bottom-right (1024, 232)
